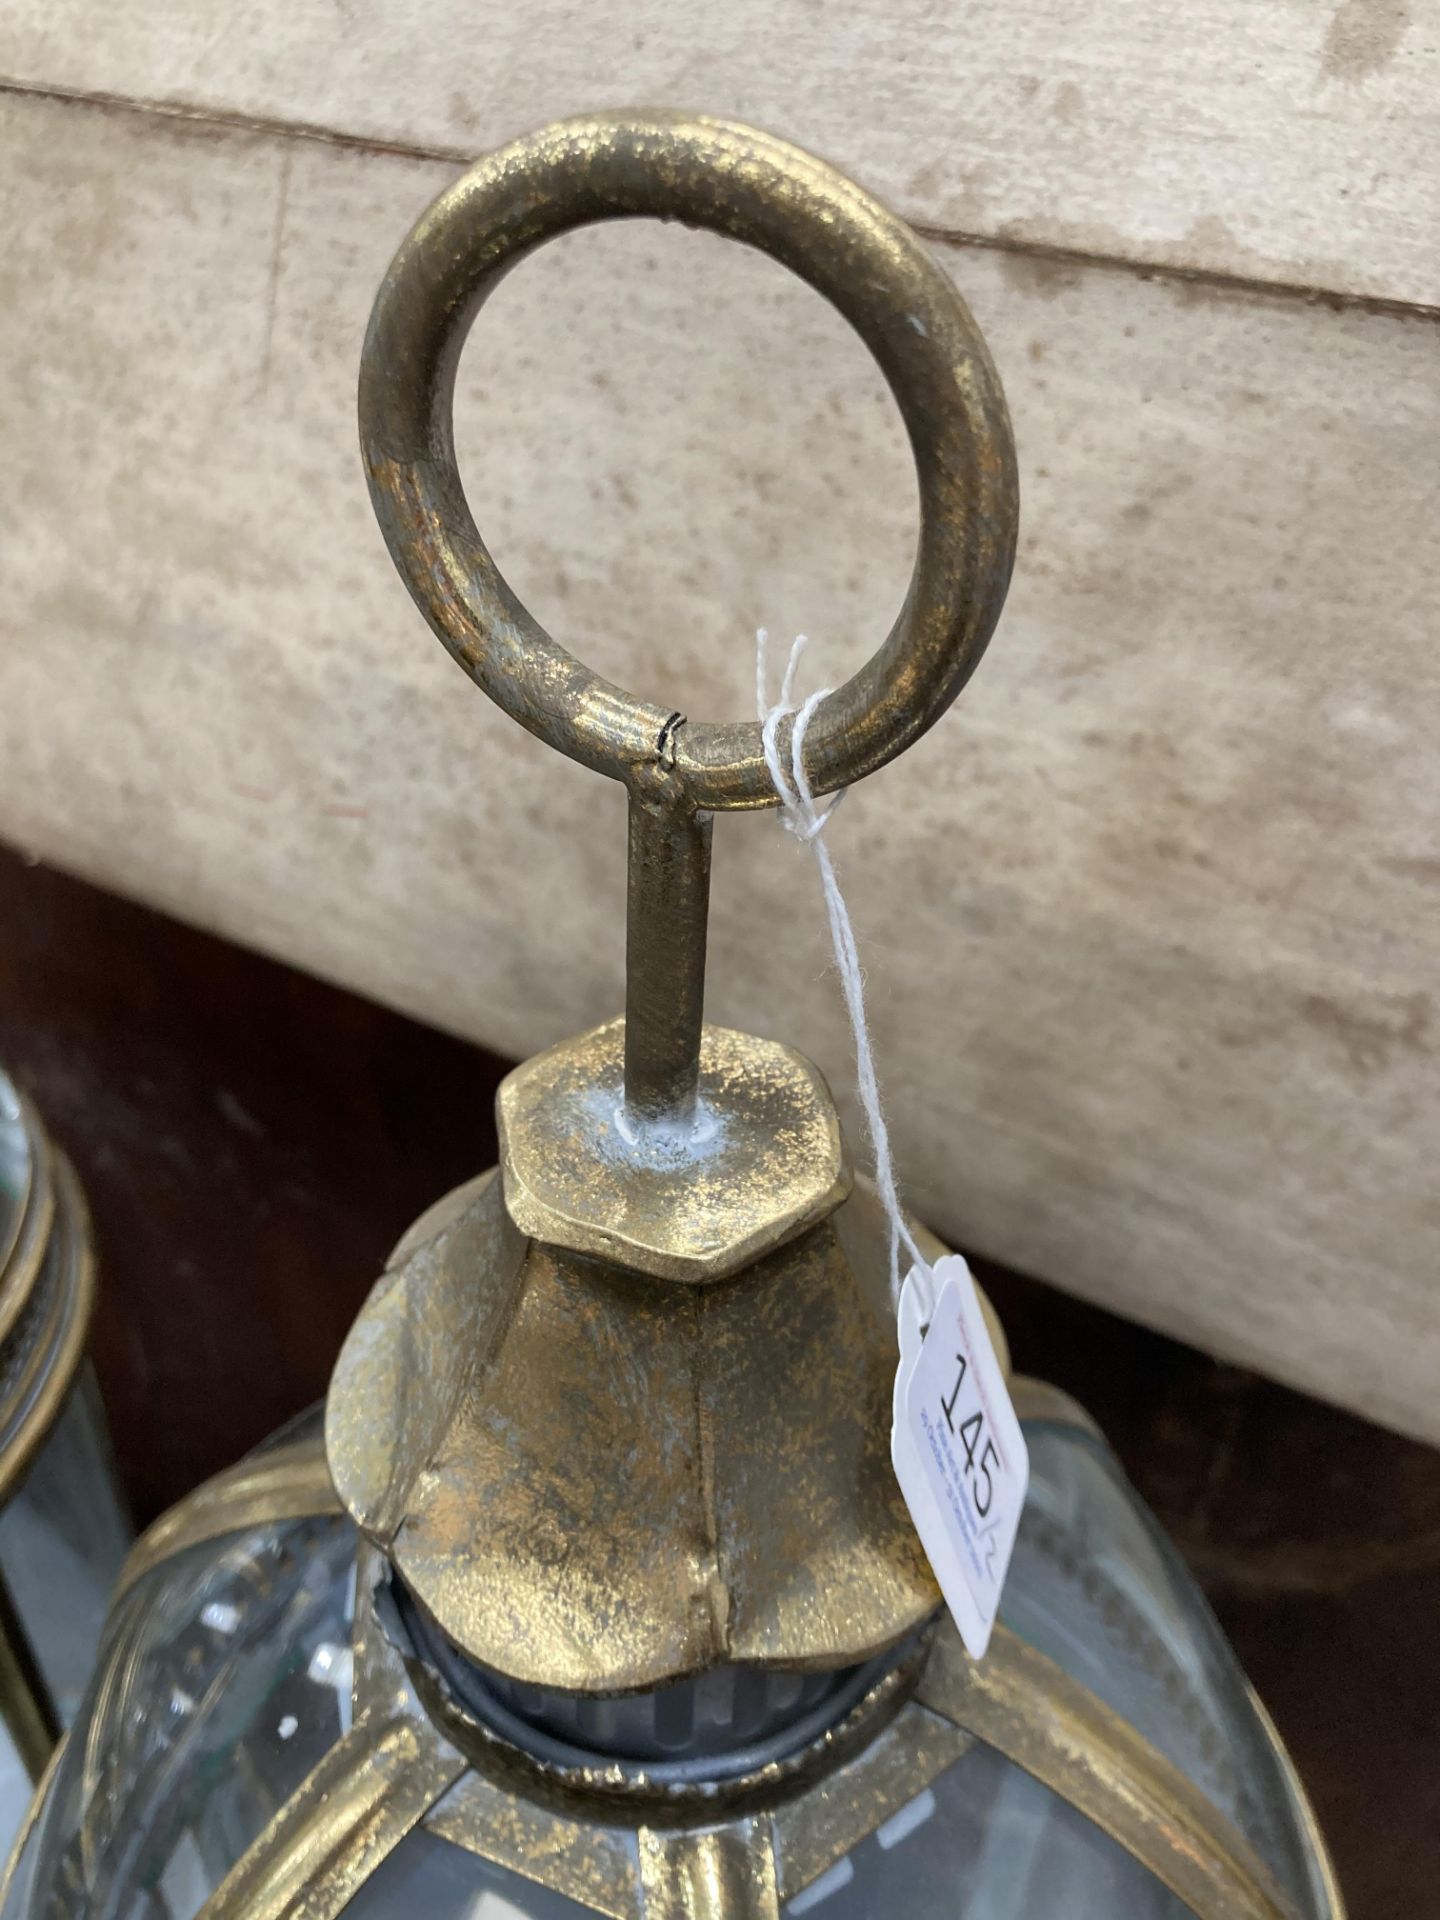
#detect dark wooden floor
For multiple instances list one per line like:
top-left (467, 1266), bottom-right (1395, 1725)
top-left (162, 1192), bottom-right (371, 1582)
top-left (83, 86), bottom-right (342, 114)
top-left (0, 840), bottom-right (1433, 1915)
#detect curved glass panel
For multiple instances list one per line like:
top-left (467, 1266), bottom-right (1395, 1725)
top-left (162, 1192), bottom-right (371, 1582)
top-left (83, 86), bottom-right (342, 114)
top-left (2, 1511), bottom-right (356, 1920)
top-left (347, 1828), bottom-right (606, 1920)
top-left (1006, 1418), bottom-right (1333, 1917)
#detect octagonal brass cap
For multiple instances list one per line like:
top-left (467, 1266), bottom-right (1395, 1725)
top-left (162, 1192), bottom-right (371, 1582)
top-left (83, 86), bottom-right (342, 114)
top-left (497, 1018), bottom-right (851, 1284)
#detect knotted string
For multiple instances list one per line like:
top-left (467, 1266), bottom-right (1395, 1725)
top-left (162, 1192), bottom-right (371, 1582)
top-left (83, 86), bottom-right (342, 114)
top-left (757, 629), bottom-right (933, 1314)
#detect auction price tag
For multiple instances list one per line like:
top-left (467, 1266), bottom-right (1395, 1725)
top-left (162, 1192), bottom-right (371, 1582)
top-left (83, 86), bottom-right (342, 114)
top-left (891, 1254), bottom-right (1028, 1659)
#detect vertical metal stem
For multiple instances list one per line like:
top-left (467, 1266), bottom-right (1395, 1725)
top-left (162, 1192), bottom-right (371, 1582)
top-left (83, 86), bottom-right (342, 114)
top-left (0, 1563), bottom-right (59, 1782)
top-left (624, 792), bottom-right (712, 1125)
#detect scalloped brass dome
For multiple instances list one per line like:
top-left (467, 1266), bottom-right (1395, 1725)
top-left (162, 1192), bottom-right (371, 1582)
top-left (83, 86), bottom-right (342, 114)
top-left (326, 1076), bottom-right (941, 1693)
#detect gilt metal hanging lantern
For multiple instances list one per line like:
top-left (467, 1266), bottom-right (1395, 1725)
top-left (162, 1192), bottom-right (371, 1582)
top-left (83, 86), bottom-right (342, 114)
top-left (1, 114), bottom-right (1346, 1920)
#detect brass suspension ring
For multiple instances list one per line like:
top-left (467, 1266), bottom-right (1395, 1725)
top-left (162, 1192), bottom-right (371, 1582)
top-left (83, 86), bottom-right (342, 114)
top-left (359, 111), bottom-right (1018, 811)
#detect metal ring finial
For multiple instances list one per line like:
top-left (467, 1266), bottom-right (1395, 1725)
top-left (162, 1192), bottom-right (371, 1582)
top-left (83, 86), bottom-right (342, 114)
top-left (359, 111), bottom-right (1018, 812)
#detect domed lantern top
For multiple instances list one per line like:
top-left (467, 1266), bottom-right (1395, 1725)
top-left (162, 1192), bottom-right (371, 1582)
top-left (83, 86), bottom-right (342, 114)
top-left (2, 114), bottom-right (1343, 1920)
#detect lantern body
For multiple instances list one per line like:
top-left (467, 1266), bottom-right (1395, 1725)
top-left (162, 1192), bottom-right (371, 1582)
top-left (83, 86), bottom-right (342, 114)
top-left (0, 1368), bottom-right (130, 1727)
top-left (0, 1071), bottom-right (129, 1828)
top-left (1, 1407), bottom-right (1340, 1919)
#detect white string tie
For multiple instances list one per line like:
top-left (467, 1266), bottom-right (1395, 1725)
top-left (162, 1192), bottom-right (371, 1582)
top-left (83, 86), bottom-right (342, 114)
top-left (756, 628), bottom-right (933, 1315)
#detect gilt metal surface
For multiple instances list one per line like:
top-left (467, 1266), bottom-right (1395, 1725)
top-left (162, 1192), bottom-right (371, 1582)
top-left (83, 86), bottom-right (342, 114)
top-left (406, 1624), bottom-right (931, 1819)
top-left (361, 110), bottom-right (1017, 1126)
top-left (917, 1616), bottom-right (1300, 1920)
top-left (624, 792), bottom-right (712, 1124)
top-left (360, 112), bottom-right (1017, 815)
top-left (427, 1770), bottom-right (641, 1920)
top-left (768, 1698), bottom-right (972, 1900)
top-left (637, 1821), bottom-right (778, 1920)
top-left (114, 1429), bottom-right (340, 1604)
top-left (498, 1018), bottom-right (849, 1283)
top-left (328, 1167), bottom-right (940, 1691)
top-left (193, 1543), bottom-right (466, 1920)
top-left (416, 1655), bottom-right (969, 1916)
top-left (196, 1713), bottom-right (466, 1920)
top-left (424, 1707), bottom-right (962, 1919)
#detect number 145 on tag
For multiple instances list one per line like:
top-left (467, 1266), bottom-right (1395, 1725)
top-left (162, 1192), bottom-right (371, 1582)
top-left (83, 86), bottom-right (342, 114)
top-left (891, 1256), bottom-right (1029, 1660)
